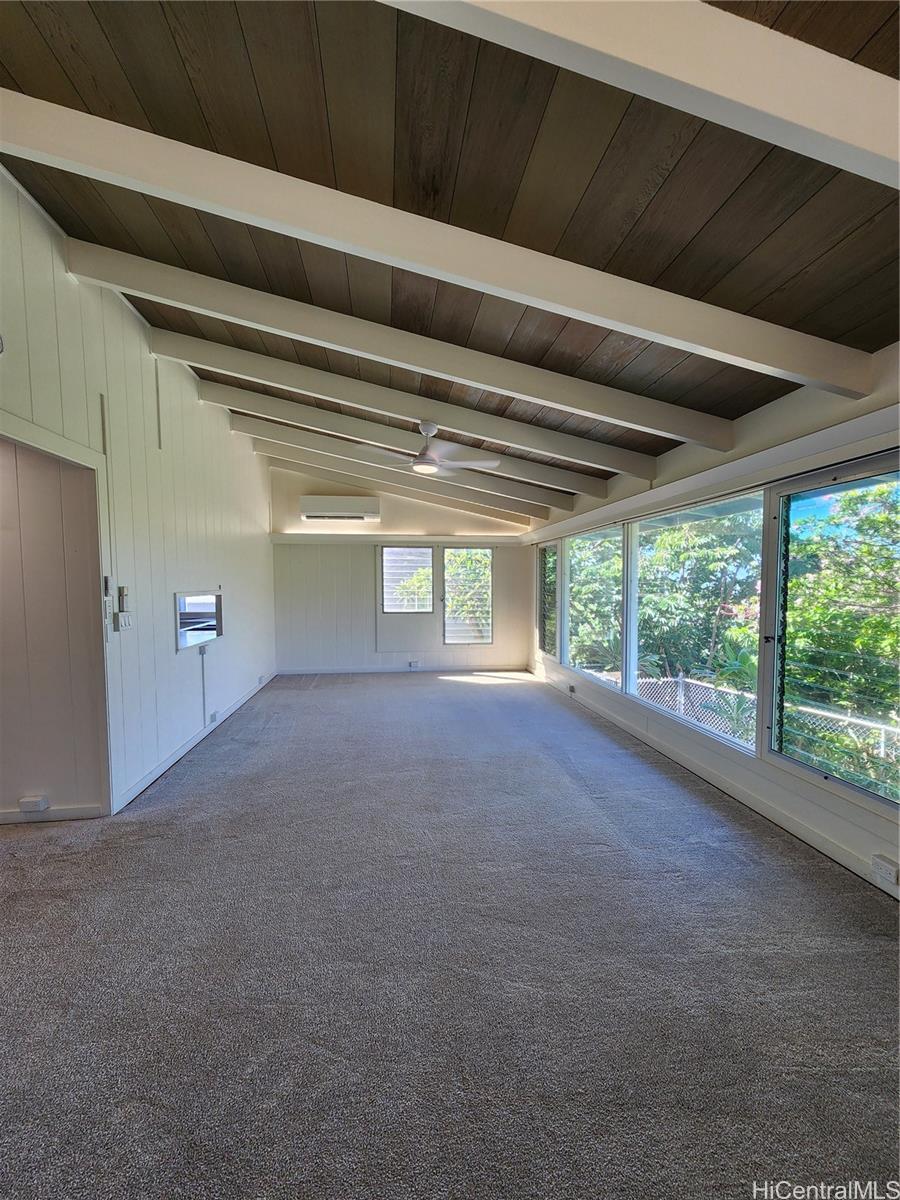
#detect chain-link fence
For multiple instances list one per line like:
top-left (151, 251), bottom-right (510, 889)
top-left (578, 666), bottom-right (899, 759)
top-left (635, 674), bottom-right (900, 760)
top-left (575, 664), bottom-right (898, 799)
top-left (636, 675), bottom-right (757, 741)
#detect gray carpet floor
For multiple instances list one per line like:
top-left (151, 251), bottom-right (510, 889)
top-left (1, 671), bottom-right (897, 1200)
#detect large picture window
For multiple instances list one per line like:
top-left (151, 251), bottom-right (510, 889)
top-left (631, 494), bottom-right (763, 745)
top-left (566, 528), bottom-right (623, 686)
top-left (538, 545), bottom-right (558, 655)
top-left (772, 468), bottom-right (899, 802)
top-left (444, 548), bottom-right (493, 644)
top-left (382, 547), bottom-right (433, 612)
top-left (553, 455), bottom-right (899, 805)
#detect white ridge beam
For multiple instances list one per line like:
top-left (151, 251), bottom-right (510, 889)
top-left (231, 414), bottom-right (550, 518)
top-left (382, 1), bottom-right (900, 189)
top-left (204, 379), bottom-right (607, 499)
top-left (0, 89), bottom-right (872, 398)
top-left (152, 328), bottom-right (651, 479)
top-left (255, 444), bottom-right (534, 525)
top-left (70, 240), bottom-right (735, 449)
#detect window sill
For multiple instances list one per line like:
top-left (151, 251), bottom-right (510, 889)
top-left (621, 688), bottom-right (758, 757)
top-left (550, 659), bottom-right (898, 820)
top-left (762, 745), bottom-right (899, 816)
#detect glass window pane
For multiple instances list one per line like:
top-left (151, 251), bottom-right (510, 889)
top-left (566, 528), bottom-right (623, 687)
top-left (538, 545), bottom-right (558, 655)
top-left (382, 547), bottom-right (433, 612)
top-left (774, 469), bottom-right (899, 802)
top-left (176, 592), bottom-right (222, 650)
top-left (633, 493), bottom-right (763, 745)
top-left (444, 548), bottom-right (492, 644)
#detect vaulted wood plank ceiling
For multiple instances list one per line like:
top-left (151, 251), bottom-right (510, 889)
top-left (1, 0), bottom-right (896, 469)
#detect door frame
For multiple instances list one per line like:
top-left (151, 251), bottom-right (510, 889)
top-left (0, 420), bottom-right (112, 821)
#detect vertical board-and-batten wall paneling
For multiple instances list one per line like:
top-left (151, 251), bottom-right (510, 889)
top-left (274, 543), bottom-right (533, 672)
top-left (0, 171), bottom-right (276, 816)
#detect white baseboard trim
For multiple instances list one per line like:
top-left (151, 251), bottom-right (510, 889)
top-left (275, 664), bottom-right (529, 675)
top-left (0, 674), bottom-right (275, 825)
top-left (0, 804), bottom-right (105, 824)
top-left (112, 672), bottom-right (276, 814)
top-left (539, 670), bottom-right (898, 900)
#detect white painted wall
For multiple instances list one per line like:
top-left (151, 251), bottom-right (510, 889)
top-left (270, 465), bottom-right (527, 537)
top-left (275, 542), bottom-right (533, 673)
top-left (0, 172), bottom-right (275, 818)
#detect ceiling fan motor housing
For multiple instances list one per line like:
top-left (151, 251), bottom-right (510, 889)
top-left (412, 451), bottom-right (440, 474)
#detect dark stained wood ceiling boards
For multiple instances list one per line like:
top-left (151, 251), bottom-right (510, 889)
top-left (705, 1), bottom-right (899, 78)
top-left (0, 0), bottom-right (896, 466)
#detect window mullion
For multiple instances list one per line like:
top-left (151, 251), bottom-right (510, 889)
top-left (554, 540), bottom-right (562, 658)
top-left (623, 522), bottom-right (638, 696)
top-left (559, 537), bottom-right (570, 665)
top-left (757, 485), bottom-right (782, 759)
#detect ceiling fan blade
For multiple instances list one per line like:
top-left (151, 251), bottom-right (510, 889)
top-left (439, 457), bottom-right (503, 471)
top-left (431, 438), bottom-right (502, 471)
top-left (371, 446), bottom-right (415, 464)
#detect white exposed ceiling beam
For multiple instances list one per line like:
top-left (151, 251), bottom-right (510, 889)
top-left (70, 240), bottom-right (735, 449)
top-left (0, 88), bottom-right (872, 399)
top-left (231, 414), bottom-right (550, 518)
top-left (256, 444), bottom-right (533, 526)
top-left (203, 379), bottom-right (602, 500)
top-left (382, 1), bottom-right (900, 189)
top-left (206, 378), bottom-right (606, 499)
top-left (245, 421), bottom-right (574, 510)
top-left (152, 328), bottom-right (653, 479)
top-left (242, 420), bottom-right (572, 511)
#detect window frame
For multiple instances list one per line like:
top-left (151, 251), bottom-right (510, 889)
top-left (624, 490), bottom-right (765, 750)
top-left (551, 451), bottom-right (899, 810)
top-left (380, 545), bottom-right (434, 615)
top-left (536, 541), bottom-right (560, 659)
top-left (442, 545), bottom-right (494, 646)
top-left (758, 451), bottom-right (899, 810)
top-left (562, 524), bottom-right (626, 691)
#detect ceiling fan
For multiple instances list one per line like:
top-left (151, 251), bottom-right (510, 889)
top-left (374, 421), bottom-right (502, 476)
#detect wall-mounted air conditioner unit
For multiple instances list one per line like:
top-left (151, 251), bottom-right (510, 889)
top-left (299, 496), bottom-right (381, 522)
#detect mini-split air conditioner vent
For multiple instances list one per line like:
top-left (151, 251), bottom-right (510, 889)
top-left (298, 496), bottom-right (381, 523)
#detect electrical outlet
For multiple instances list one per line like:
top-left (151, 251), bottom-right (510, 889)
top-left (208, 711), bottom-right (218, 725)
top-left (19, 795), bottom-right (49, 812)
top-left (871, 854), bottom-right (899, 889)
top-left (409, 660), bottom-right (419, 670)
top-left (258, 675), bottom-right (265, 686)
top-left (568, 684), bottom-right (576, 694)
